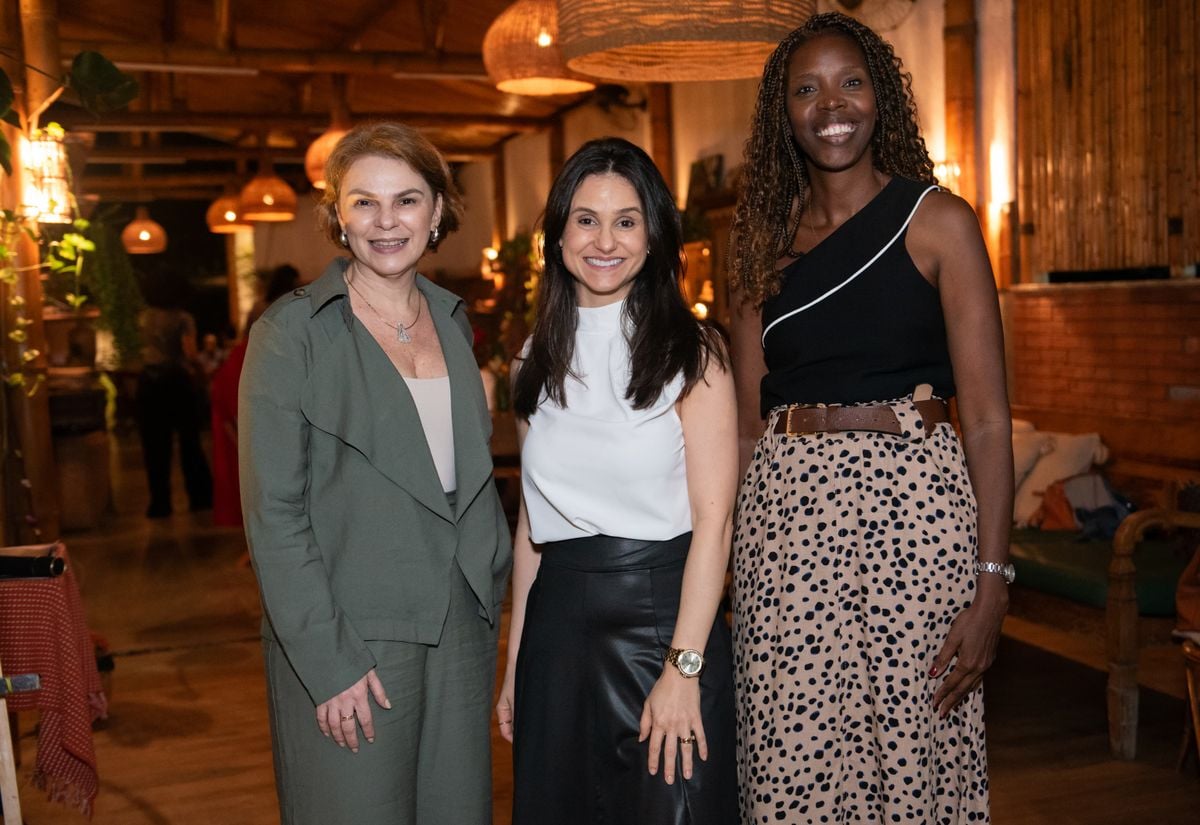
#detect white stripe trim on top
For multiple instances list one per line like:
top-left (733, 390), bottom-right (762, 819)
top-left (761, 184), bottom-right (940, 347)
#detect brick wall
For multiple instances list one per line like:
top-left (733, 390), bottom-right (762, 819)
top-left (1003, 281), bottom-right (1200, 466)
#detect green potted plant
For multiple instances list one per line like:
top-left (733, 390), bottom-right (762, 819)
top-left (0, 52), bottom-right (139, 385)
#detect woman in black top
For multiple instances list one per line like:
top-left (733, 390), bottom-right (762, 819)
top-left (728, 13), bottom-right (1012, 824)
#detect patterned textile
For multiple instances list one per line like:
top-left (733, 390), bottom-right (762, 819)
top-left (733, 401), bottom-right (989, 824)
top-left (0, 543), bottom-right (105, 817)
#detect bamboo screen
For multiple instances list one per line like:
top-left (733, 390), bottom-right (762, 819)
top-left (1016, 0), bottom-right (1199, 281)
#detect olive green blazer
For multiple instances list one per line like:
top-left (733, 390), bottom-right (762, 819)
top-left (239, 258), bottom-right (512, 705)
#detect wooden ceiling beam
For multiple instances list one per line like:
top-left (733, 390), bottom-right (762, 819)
top-left (58, 40), bottom-right (488, 79)
top-left (338, 0), bottom-right (400, 51)
top-left (52, 110), bottom-right (544, 133)
top-left (83, 145), bottom-right (494, 164)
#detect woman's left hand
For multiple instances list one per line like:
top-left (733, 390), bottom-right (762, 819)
top-left (639, 670), bottom-right (707, 785)
top-left (929, 581), bottom-right (1009, 717)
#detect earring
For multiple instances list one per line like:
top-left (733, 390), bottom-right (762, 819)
top-left (430, 226), bottom-right (440, 244)
top-left (339, 229), bottom-right (348, 247)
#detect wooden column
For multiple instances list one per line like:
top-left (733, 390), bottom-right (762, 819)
top-left (943, 0), bottom-right (978, 208)
top-left (548, 119), bottom-right (565, 180)
top-left (491, 152), bottom-right (507, 246)
top-left (647, 83), bottom-right (675, 194)
top-left (4, 0), bottom-right (63, 541)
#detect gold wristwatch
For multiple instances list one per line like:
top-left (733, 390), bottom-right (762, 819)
top-left (665, 647), bottom-right (705, 678)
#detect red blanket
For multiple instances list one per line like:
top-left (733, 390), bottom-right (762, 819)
top-left (0, 543), bottom-right (105, 817)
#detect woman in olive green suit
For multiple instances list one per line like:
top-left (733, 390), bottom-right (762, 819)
top-left (239, 122), bottom-right (512, 825)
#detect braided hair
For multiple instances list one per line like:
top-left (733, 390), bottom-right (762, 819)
top-left (731, 12), bottom-right (935, 305)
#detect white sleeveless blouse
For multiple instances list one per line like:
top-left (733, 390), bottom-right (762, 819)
top-left (520, 300), bottom-right (691, 543)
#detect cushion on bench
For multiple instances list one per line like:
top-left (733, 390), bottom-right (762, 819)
top-left (1009, 527), bottom-right (1186, 616)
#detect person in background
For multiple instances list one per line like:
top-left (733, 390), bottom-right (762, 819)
top-left (496, 137), bottom-right (739, 824)
top-left (136, 274), bottom-right (213, 519)
top-left (210, 264), bottom-right (304, 530)
top-left (728, 12), bottom-right (1012, 824)
top-left (239, 122), bottom-right (511, 825)
top-left (195, 332), bottom-right (226, 378)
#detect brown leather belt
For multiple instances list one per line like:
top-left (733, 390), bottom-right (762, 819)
top-left (771, 399), bottom-right (949, 437)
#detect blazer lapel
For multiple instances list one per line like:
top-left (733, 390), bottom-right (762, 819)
top-left (425, 286), bottom-right (493, 521)
top-left (300, 310), bottom-right (453, 523)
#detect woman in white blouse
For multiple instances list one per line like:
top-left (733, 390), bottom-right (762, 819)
top-left (494, 137), bottom-right (739, 824)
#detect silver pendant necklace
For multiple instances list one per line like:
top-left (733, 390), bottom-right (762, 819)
top-left (345, 273), bottom-right (422, 343)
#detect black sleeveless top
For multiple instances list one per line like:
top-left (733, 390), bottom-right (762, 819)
top-left (759, 176), bottom-right (955, 415)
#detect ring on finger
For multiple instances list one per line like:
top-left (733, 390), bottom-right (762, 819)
top-left (679, 735), bottom-right (696, 745)
top-left (340, 714), bottom-right (354, 721)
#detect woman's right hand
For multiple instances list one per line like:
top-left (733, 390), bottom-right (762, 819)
top-left (315, 668), bottom-right (391, 753)
top-left (495, 672), bottom-right (516, 743)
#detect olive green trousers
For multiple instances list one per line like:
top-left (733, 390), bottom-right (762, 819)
top-left (264, 561), bottom-right (498, 825)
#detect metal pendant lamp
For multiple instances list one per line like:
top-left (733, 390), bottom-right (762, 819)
top-left (483, 0), bottom-right (596, 96)
top-left (121, 206), bottom-right (168, 254)
top-left (558, 0), bottom-right (817, 82)
top-left (240, 155), bottom-right (297, 222)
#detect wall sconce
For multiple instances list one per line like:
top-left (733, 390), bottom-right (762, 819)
top-left (484, 0), bottom-right (596, 96)
top-left (121, 206), bottom-right (168, 254)
top-left (22, 128), bottom-right (74, 224)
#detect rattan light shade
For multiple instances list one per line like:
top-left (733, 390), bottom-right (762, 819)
top-left (484, 0), bottom-right (596, 95)
top-left (121, 207), bottom-right (168, 254)
top-left (559, 0), bottom-right (817, 82)
top-left (206, 191), bottom-right (251, 233)
top-left (240, 161), bottom-right (297, 222)
top-left (305, 127), bottom-right (350, 190)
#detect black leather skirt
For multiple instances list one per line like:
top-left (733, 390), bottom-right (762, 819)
top-left (512, 533), bottom-right (737, 825)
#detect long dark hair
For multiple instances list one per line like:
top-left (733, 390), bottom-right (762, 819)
top-left (731, 12), bottom-right (934, 304)
top-left (513, 137), bottom-right (726, 418)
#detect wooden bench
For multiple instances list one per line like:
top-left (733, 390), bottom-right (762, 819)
top-left (1007, 404), bottom-right (1200, 759)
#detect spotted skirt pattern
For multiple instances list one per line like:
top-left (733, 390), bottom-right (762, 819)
top-left (732, 397), bottom-right (990, 824)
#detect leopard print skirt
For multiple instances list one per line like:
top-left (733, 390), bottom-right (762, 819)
top-left (732, 397), bottom-right (990, 824)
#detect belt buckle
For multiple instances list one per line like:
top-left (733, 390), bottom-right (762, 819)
top-left (785, 403), bottom-right (835, 437)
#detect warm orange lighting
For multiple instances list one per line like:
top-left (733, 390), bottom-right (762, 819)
top-left (22, 128), bottom-right (73, 224)
top-left (691, 302), bottom-right (709, 319)
top-left (121, 206), bottom-right (168, 254)
top-left (240, 164), bottom-right (297, 222)
top-left (483, 0), bottom-right (597, 96)
top-left (207, 191), bottom-right (252, 233)
top-left (305, 127), bottom-right (350, 190)
top-left (559, 0), bottom-right (817, 82)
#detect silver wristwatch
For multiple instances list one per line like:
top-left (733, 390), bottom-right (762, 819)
top-left (975, 560), bottom-right (1016, 584)
top-left (665, 647), bottom-right (705, 678)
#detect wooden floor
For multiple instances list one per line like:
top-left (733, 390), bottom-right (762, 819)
top-left (11, 432), bottom-right (1200, 824)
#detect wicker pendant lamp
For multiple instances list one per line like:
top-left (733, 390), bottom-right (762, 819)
top-left (817, 0), bottom-right (915, 32)
top-left (558, 0), bottom-right (817, 82)
top-left (206, 187), bottom-right (252, 233)
top-left (559, 0), bottom-right (816, 81)
top-left (240, 155), bottom-right (297, 222)
top-left (121, 206), bottom-right (168, 254)
top-left (483, 0), bottom-right (596, 95)
top-left (306, 76), bottom-right (352, 190)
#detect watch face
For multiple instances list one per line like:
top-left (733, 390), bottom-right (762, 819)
top-left (678, 649), bottom-right (703, 676)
